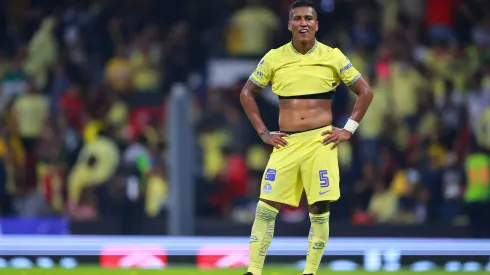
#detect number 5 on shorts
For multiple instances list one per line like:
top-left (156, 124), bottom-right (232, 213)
top-left (319, 170), bottom-right (329, 188)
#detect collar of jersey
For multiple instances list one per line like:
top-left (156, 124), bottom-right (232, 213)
top-left (290, 39), bottom-right (318, 55)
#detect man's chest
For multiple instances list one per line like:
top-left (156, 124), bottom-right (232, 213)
top-left (271, 56), bottom-right (340, 87)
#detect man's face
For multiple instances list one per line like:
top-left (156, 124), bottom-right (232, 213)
top-left (288, 6), bottom-right (318, 43)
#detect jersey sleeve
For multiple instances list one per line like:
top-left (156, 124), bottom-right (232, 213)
top-left (249, 50), bottom-right (274, 88)
top-left (333, 48), bottom-right (361, 86)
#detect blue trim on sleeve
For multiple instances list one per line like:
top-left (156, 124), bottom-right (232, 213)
top-left (345, 73), bottom-right (361, 86)
top-left (249, 76), bottom-right (266, 88)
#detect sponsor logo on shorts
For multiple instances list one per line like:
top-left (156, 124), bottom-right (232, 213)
top-left (264, 168), bottom-right (276, 181)
top-left (263, 183), bottom-right (272, 194)
top-left (319, 190), bottom-right (331, 195)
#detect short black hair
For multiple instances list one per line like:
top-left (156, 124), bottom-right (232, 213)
top-left (289, 0), bottom-right (316, 18)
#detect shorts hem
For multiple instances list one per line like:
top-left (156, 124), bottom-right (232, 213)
top-left (307, 196), bottom-right (340, 205)
top-left (259, 196), bottom-right (300, 208)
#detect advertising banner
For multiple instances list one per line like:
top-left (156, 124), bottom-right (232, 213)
top-left (0, 236), bottom-right (488, 272)
top-left (197, 245), bottom-right (249, 269)
top-left (100, 245), bottom-right (167, 269)
top-left (0, 218), bottom-right (68, 235)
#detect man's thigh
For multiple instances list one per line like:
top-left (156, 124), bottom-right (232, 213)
top-left (301, 142), bottom-right (340, 205)
top-left (259, 145), bottom-right (303, 207)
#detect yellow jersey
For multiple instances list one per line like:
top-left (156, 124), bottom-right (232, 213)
top-left (249, 40), bottom-right (361, 97)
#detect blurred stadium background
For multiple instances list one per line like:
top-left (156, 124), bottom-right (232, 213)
top-left (0, 0), bottom-right (490, 273)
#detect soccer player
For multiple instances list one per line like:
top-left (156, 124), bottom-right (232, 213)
top-left (239, 1), bottom-right (374, 275)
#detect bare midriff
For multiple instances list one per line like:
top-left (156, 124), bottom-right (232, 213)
top-left (278, 98), bottom-right (332, 132)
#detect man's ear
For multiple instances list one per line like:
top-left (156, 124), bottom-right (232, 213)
top-left (288, 21), bottom-right (292, 32)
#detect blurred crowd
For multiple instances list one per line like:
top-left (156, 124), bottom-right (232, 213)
top-left (0, 0), bottom-right (489, 236)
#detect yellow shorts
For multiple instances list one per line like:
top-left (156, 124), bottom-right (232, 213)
top-left (259, 125), bottom-right (340, 207)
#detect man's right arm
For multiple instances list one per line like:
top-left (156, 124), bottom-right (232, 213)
top-left (240, 51), bottom-right (273, 137)
top-left (240, 51), bottom-right (289, 149)
top-left (240, 80), bottom-right (288, 149)
top-left (239, 80), bottom-right (268, 136)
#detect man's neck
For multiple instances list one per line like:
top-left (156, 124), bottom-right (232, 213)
top-left (291, 39), bottom-right (316, 55)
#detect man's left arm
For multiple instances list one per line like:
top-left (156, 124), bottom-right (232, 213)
top-left (346, 75), bottom-right (374, 126)
top-left (322, 49), bottom-right (373, 148)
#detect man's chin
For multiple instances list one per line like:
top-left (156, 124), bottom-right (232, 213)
top-left (299, 37), bottom-right (311, 44)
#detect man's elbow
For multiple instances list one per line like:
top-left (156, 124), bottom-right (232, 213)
top-left (239, 89), bottom-right (250, 106)
top-left (240, 88), bottom-right (254, 103)
top-left (363, 87), bottom-right (374, 102)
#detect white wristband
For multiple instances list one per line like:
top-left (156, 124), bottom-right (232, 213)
top-left (343, 119), bottom-right (359, 135)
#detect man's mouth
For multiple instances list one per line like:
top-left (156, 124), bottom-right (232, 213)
top-left (299, 29), bottom-right (308, 34)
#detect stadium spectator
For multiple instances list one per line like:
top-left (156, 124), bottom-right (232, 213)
top-left (226, 0), bottom-right (279, 57)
